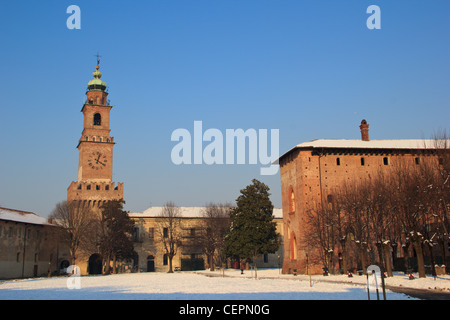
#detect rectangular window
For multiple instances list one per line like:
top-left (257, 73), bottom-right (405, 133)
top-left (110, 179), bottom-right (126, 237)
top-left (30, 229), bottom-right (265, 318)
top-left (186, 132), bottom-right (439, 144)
top-left (383, 157), bottom-right (389, 165)
top-left (133, 227), bottom-right (140, 242)
top-left (163, 228), bottom-right (168, 238)
top-left (148, 227), bottom-right (154, 239)
top-left (415, 157), bottom-right (420, 165)
top-left (361, 157), bottom-right (365, 166)
top-left (336, 158), bottom-right (341, 166)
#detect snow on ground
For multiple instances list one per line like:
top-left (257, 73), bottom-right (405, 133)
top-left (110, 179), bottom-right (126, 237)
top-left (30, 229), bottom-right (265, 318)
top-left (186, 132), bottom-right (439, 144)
top-left (204, 268), bottom-right (450, 292)
top-left (2, 268), bottom-right (447, 300)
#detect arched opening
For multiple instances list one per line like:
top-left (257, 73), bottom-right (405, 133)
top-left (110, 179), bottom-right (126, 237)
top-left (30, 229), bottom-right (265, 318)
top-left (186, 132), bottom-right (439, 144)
top-left (147, 255), bottom-right (155, 272)
top-left (88, 253), bottom-right (103, 275)
top-left (60, 260), bottom-right (70, 272)
top-left (288, 186), bottom-right (295, 214)
top-left (290, 233), bottom-right (297, 260)
top-left (93, 113), bottom-right (101, 126)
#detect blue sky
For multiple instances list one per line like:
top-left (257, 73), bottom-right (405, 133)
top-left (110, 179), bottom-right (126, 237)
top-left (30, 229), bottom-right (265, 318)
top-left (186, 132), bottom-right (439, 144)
top-left (0, 1), bottom-right (449, 217)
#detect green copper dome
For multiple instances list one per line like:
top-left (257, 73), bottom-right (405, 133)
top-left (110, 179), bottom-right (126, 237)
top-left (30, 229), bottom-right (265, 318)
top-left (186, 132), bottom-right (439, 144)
top-left (87, 65), bottom-right (107, 91)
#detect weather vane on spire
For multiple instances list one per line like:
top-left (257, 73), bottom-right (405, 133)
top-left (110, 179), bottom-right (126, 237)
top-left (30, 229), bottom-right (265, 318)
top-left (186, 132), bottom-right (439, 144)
top-left (95, 52), bottom-right (102, 66)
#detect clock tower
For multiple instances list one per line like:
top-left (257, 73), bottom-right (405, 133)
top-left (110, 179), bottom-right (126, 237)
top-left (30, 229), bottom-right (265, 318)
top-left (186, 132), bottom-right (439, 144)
top-left (67, 62), bottom-right (124, 208)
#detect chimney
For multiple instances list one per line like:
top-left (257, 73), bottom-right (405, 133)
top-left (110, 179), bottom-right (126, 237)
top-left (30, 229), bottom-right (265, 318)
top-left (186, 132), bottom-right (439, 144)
top-left (360, 119), bottom-right (369, 141)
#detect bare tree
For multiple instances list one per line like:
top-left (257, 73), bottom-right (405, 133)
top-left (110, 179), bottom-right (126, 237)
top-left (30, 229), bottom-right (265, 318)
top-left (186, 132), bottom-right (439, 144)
top-left (430, 130), bottom-right (450, 268)
top-left (304, 200), bottom-right (337, 274)
top-left (156, 202), bottom-right (182, 273)
top-left (391, 161), bottom-right (429, 278)
top-left (200, 202), bottom-right (232, 271)
top-left (49, 201), bottom-right (94, 266)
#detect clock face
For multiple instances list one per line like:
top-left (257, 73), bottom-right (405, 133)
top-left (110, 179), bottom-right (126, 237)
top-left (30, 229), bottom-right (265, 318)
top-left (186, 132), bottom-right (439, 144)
top-left (87, 151), bottom-right (108, 170)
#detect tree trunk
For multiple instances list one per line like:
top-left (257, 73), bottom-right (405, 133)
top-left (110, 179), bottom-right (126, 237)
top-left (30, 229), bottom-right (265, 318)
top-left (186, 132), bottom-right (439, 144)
top-left (427, 243), bottom-right (436, 277)
top-left (340, 240), bottom-right (348, 273)
top-left (412, 237), bottom-right (426, 278)
top-left (209, 254), bottom-right (215, 271)
top-left (168, 256), bottom-right (174, 273)
top-left (359, 245), bottom-right (368, 274)
top-left (376, 243), bottom-right (384, 269)
top-left (383, 244), bottom-right (393, 277)
top-left (104, 255), bottom-right (111, 274)
top-left (402, 244), bottom-right (410, 274)
top-left (438, 238), bottom-right (447, 269)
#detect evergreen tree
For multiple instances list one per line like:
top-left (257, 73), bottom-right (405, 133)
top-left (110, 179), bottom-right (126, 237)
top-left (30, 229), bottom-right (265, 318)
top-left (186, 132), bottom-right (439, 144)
top-left (99, 199), bottom-right (135, 274)
top-left (225, 179), bottom-right (280, 274)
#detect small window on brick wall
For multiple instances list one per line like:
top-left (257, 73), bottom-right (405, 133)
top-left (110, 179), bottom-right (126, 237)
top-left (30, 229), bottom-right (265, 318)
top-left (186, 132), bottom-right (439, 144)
top-left (93, 113), bottom-right (101, 126)
top-left (327, 194), bottom-right (334, 203)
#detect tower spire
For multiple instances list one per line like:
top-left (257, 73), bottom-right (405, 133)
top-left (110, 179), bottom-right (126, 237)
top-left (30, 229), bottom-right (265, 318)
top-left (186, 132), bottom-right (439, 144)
top-left (87, 54), bottom-right (107, 92)
top-left (95, 52), bottom-right (102, 67)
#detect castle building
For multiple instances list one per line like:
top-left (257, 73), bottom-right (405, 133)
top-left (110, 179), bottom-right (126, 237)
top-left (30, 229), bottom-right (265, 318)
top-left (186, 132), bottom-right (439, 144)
top-left (0, 207), bottom-right (69, 279)
top-left (67, 63), bottom-right (123, 208)
top-left (279, 120), bottom-right (447, 275)
top-left (129, 207), bottom-right (284, 272)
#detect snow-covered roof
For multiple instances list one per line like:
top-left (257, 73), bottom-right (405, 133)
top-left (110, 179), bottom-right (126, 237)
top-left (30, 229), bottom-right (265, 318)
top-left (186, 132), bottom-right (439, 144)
top-left (0, 207), bottom-right (51, 226)
top-left (129, 207), bottom-right (283, 219)
top-left (280, 139), bottom-right (448, 159)
top-left (295, 139), bottom-right (440, 149)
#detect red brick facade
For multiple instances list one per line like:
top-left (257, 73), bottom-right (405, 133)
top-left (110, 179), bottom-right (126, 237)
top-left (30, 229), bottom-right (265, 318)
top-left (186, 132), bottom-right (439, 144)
top-left (67, 65), bottom-right (123, 207)
top-left (279, 120), bottom-right (442, 274)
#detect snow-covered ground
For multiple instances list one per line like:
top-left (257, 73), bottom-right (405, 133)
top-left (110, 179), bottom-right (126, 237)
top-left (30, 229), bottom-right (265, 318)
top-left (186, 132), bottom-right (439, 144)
top-left (205, 268), bottom-right (450, 291)
top-left (0, 268), bottom-right (448, 300)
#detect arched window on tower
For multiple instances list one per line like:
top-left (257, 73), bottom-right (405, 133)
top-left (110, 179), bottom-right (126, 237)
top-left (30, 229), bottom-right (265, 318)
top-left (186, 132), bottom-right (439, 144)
top-left (290, 233), bottom-right (297, 260)
top-left (288, 186), bottom-right (295, 214)
top-left (93, 113), bottom-right (101, 126)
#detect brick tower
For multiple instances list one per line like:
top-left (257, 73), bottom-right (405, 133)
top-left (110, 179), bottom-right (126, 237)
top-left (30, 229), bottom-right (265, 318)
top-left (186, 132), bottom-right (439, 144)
top-left (67, 62), bottom-right (123, 208)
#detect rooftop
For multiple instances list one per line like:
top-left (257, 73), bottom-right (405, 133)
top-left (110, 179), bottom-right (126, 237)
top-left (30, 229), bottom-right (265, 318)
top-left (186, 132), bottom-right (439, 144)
top-left (129, 206), bottom-right (283, 219)
top-left (0, 207), bottom-right (51, 226)
top-left (296, 138), bottom-right (441, 149)
top-left (280, 120), bottom-right (449, 161)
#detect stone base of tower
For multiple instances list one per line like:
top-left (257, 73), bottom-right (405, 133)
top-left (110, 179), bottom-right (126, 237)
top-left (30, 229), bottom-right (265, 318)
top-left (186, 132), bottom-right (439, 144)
top-left (67, 180), bottom-right (125, 275)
